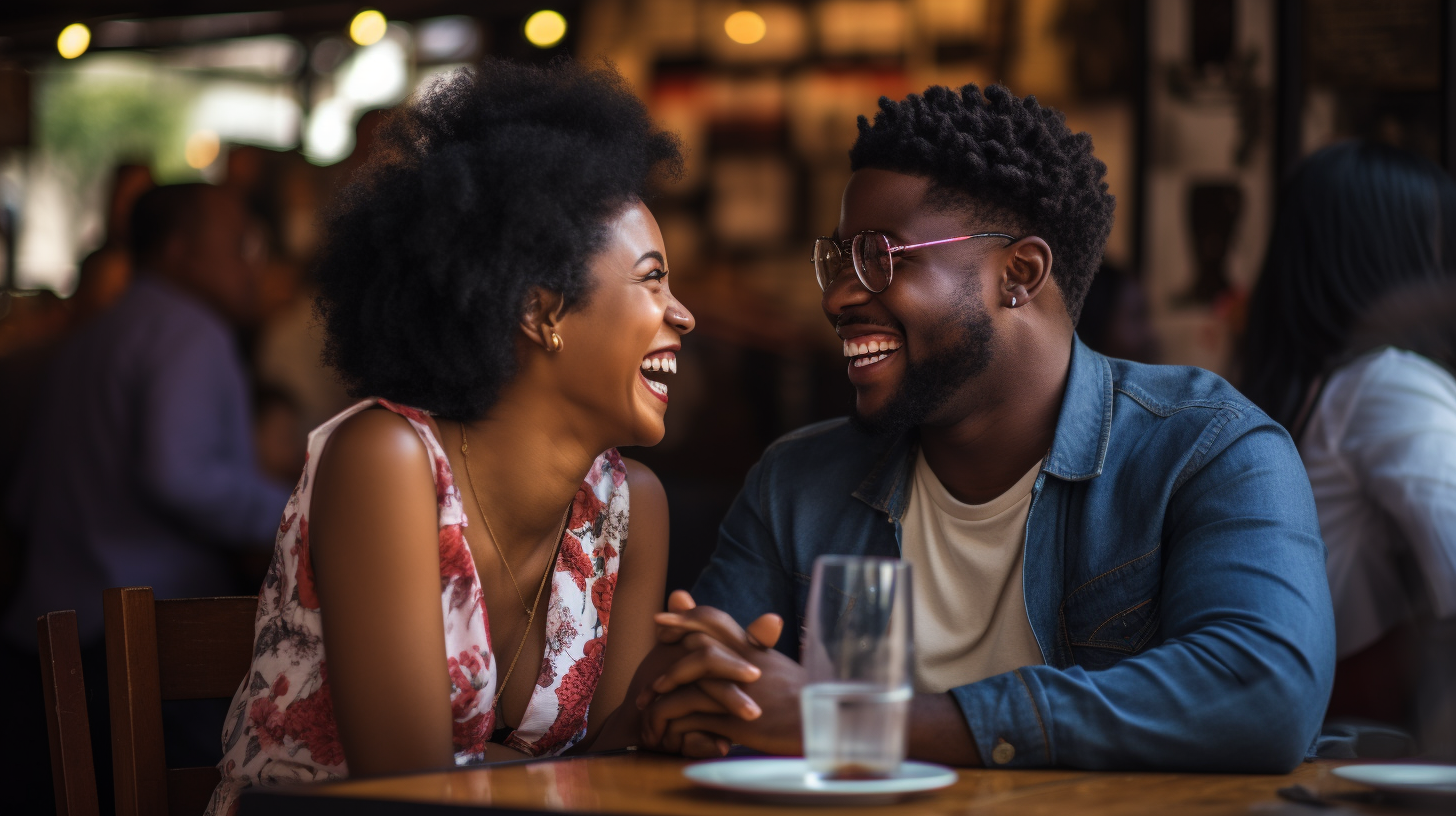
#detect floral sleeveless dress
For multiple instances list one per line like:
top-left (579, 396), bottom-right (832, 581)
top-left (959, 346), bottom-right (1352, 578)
top-left (206, 399), bottom-right (629, 816)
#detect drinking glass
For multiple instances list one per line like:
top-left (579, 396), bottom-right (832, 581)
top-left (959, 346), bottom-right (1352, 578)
top-left (799, 555), bottom-right (913, 779)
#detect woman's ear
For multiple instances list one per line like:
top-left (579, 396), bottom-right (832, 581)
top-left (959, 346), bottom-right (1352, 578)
top-left (1002, 237), bottom-right (1054, 308)
top-left (520, 287), bottom-right (567, 352)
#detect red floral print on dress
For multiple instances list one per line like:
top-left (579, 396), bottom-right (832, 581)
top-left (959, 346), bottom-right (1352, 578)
top-left (591, 573), bottom-right (616, 630)
top-left (207, 399), bottom-right (628, 816)
top-left (569, 487), bottom-right (607, 533)
top-left (438, 524), bottom-right (476, 610)
top-left (282, 663), bottom-right (344, 768)
top-left (292, 517), bottom-right (319, 610)
top-left (532, 637), bottom-right (606, 754)
top-left (248, 697), bottom-right (285, 749)
top-left (558, 531), bottom-right (595, 593)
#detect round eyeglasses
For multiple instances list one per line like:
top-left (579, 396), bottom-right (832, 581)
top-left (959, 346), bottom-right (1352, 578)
top-left (812, 230), bottom-right (1018, 293)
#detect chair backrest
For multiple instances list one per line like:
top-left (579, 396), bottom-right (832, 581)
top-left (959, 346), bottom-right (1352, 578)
top-left (38, 609), bottom-right (100, 816)
top-left (104, 587), bottom-right (258, 816)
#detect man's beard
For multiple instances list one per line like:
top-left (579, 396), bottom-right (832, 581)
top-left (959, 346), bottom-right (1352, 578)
top-left (850, 299), bottom-right (995, 437)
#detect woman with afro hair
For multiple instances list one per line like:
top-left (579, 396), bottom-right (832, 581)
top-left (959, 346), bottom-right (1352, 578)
top-left (206, 60), bottom-right (752, 812)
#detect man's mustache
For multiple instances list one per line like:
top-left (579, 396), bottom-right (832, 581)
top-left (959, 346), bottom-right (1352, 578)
top-left (835, 314), bottom-right (904, 334)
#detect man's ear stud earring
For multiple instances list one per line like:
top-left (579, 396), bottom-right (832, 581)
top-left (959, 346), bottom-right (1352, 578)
top-left (1010, 296), bottom-right (1017, 307)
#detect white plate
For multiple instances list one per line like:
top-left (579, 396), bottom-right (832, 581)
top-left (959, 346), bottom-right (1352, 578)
top-left (683, 758), bottom-right (957, 805)
top-left (1332, 764), bottom-right (1456, 795)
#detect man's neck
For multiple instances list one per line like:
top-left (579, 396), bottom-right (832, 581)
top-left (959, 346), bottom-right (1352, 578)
top-left (917, 336), bottom-right (1073, 505)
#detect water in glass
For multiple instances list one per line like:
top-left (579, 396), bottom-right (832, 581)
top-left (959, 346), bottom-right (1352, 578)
top-left (801, 682), bottom-right (912, 778)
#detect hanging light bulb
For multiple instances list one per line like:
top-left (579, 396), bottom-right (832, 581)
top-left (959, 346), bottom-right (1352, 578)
top-left (724, 11), bottom-right (767, 45)
top-left (57, 23), bottom-right (91, 59)
top-left (349, 10), bottom-right (388, 47)
top-left (524, 10), bottom-right (567, 48)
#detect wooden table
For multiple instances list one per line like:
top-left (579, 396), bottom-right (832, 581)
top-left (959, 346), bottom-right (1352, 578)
top-left (239, 753), bottom-right (1435, 815)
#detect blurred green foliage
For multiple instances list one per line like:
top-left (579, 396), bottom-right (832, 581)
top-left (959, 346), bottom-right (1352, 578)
top-left (36, 54), bottom-right (199, 183)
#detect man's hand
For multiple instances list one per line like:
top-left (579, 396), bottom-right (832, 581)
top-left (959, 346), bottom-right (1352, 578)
top-left (637, 592), bottom-right (807, 756)
top-left (619, 609), bottom-right (763, 756)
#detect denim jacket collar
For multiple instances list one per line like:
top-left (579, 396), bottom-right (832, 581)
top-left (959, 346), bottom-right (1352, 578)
top-left (851, 336), bottom-right (1113, 520)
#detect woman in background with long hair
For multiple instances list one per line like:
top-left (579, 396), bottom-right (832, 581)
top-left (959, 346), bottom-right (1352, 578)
top-left (1241, 141), bottom-right (1456, 756)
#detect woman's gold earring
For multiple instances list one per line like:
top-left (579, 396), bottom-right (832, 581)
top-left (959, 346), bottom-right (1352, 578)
top-left (549, 331), bottom-right (563, 352)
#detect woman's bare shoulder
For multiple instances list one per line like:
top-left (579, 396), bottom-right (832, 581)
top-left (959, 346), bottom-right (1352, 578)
top-left (619, 456), bottom-right (665, 507)
top-left (321, 407), bottom-right (433, 474)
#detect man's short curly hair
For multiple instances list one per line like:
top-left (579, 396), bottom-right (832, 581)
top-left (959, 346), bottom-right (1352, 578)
top-left (315, 59), bottom-right (682, 420)
top-left (849, 84), bottom-right (1114, 323)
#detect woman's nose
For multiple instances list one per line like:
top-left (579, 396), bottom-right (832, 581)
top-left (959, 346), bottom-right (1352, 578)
top-left (666, 297), bottom-right (695, 334)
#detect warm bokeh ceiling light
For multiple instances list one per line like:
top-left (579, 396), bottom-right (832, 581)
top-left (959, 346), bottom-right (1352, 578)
top-left (349, 10), bottom-right (388, 47)
top-left (57, 23), bottom-right (91, 59)
top-left (185, 130), bottom-right (221, 170)
top-left (724, 10), bottom-right (767, 45)
top-left (524, 10), bottom-right (567, 48)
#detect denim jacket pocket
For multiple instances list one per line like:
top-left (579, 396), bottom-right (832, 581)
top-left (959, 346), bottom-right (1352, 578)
top-left (1060, 545), bottom-right (1161, 670)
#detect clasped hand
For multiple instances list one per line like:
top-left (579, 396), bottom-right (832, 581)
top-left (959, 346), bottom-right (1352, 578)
top-left (631, 591), bottom-right (805, 757)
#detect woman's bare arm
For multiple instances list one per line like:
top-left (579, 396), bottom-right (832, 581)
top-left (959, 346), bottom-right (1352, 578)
top-left (310, 408), bottom-right (456, 775)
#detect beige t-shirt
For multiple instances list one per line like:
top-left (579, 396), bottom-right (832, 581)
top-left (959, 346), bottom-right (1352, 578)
top-left (900, 451), bottom-right (1046, 693)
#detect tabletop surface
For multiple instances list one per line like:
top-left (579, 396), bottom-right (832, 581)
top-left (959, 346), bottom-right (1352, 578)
top-left (237, 752), bottom-right (1445, 816)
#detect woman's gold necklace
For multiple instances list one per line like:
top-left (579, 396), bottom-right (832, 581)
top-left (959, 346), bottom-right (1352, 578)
top-left (458, 421), bottom-right (570, 712)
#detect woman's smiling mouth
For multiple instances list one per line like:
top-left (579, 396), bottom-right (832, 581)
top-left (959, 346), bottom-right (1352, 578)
top-left (639, 351), bottom-right (676, 402)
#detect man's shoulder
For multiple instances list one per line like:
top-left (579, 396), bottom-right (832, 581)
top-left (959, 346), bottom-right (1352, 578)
top-left (1098, 357), bottom-right (1296, 487)
top-left (1106, 357), bottom-right (1268, 429)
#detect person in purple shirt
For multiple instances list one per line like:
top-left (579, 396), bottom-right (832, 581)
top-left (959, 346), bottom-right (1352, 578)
top-left (2, 183), bottom-right (290, 813)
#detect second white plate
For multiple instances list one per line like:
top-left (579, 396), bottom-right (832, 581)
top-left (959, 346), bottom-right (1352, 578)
top-left (683, 757), bottom-right (957, 805)
top-left (1332, 763), bottom-right (1456, 795)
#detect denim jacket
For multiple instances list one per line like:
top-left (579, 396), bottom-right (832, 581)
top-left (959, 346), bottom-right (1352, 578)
top-left (693, 337), bottom-right (1335, 772)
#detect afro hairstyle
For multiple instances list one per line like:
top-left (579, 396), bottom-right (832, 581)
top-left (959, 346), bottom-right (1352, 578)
top-left (849, 84), bottom-right (1114, 323)
top-left (315, 58), bottom-right (682, 421)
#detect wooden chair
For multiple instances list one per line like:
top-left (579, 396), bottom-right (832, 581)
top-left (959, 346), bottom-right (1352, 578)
top-left (104, 587), bottom-right (258, 816)
top-left (38, 609), bottom-right (100, 816)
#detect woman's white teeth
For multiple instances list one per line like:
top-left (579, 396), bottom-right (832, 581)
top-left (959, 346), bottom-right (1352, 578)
top-left (641, 356), bottom-right (677, 373)
top-left (646, 379), bottom-right (668, 395)
top-left (853, 353), bottom-right (891, 368)
top-left (842, 338), bottom-right (901, 357)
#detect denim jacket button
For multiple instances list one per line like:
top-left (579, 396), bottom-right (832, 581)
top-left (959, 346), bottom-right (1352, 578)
top-left (991, 739), bottom-right (1015, 764)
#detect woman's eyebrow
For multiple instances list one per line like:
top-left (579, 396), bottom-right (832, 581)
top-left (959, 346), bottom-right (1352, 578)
top-left (638, 250), bottom-right (665, 266)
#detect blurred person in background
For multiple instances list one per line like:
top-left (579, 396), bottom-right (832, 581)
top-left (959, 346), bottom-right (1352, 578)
top-left (0, 183), bottom-right (291, 813)
top-left (72, 163), bottom-right (155, 323)
top-left (1241, 141), bottom-right (1456, 758)
top-left (1076, 263), bottom-right (1159, 363)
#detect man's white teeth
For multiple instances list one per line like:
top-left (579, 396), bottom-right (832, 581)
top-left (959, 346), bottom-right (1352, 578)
top-left (841, 338), bottom-right (901, 357)
top-left (640, 356), bottom-right (677, 373)
top-left (853, 353), bottom-right (890, 368)
top-left (647, 379), bottom-right (668, 395)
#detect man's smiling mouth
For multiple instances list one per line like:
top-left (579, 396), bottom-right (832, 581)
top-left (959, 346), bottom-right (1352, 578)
top-left (843, 337), bottom-right (901, 368)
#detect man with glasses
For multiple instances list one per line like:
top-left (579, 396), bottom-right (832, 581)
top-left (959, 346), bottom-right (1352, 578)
top-left (635, 84), bottom-right (1335, 771)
